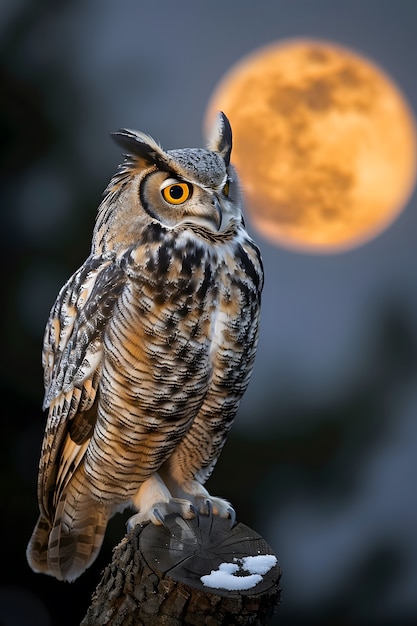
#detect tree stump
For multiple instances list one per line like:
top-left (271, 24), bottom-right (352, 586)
top-left (81, 513), bottom-right (281, 625)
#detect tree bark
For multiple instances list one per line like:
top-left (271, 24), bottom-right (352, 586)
top-left (81, 513), bottom-right (281, 625)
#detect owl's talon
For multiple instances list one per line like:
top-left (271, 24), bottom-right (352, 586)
top-left (227, 506), bottom-right (236, 528)
top-left (205, 498), bottom-right (213, 518)
top-left (189, 504), bottom-right (199, 517)
top-left (153, 507), bottom-right (166, 525)
top-left (126, 512), bottom-right (145, 533)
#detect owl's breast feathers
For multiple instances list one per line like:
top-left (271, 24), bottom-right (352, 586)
top-left (101, 218), bottom-right (262, 431)
top-left (40, 219), bottom-right (262, 511)
top-left (125, 220), bottom-right (263, 345)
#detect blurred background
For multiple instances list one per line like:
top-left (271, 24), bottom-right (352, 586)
top-left (1, 1), bottom-right (417, 624)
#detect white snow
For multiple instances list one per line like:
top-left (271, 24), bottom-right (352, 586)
top-left (241, 554), bottom-right (277, 575)
top-left (200, 554), bottom-right (277, 591)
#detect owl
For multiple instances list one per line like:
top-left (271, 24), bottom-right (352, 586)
top-left (26, 112), bottom-right (263, 582)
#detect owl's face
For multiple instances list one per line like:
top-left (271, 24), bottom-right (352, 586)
top-left (94, 113), bottom-right (243, 253)
top-left (137, 152), bottom-right (240, 232)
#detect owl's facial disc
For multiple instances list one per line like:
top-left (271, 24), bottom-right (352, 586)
top-left (140, 173), bottom-right (224, 231)
top-left (160, 177), bottom-right (222, 230)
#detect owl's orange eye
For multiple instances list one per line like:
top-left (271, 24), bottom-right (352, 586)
top-left (161, 181), bottom-right (191, 205)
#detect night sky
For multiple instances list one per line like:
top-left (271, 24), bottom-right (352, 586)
top-left (1, 1), bottom-right (417, 624)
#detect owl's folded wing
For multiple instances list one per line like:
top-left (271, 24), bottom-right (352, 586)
top-left (38, 253), bottom-right (126, 518)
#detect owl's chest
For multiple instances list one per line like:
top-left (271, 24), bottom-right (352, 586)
top-left (110, 239), bottom-right (248, 366)
top-left (130, 255), bottom-right (227, 350)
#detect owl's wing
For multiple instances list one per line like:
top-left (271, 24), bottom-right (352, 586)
top-left (38, 254), bottom-right (126, 519)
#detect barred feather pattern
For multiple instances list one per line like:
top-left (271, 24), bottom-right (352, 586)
top-left (27, 112), bottom-right (263, 582)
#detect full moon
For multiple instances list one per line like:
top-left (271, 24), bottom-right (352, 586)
top-left (206, 39), bottom-right (417, 253)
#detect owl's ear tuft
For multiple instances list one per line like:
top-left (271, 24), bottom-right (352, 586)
top-left (111, 129), bottom-right (168, 169)
top-left (207, 111), bottom-right (232, 167)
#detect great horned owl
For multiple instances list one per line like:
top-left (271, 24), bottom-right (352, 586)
top-left (26, 112), bottom-right (263, 582)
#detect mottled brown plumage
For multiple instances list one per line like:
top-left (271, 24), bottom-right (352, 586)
top-left (27, 112), bottom-right (263, 582)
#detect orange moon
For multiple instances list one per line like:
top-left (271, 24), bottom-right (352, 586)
top-left (206, 39), bottom-right (417, 253)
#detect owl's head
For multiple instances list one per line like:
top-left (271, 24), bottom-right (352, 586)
top-left (94, 113), bottom-right (243, 253)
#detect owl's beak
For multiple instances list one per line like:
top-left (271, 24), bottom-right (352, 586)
top-left (211, 196), bottom-right (223, 231)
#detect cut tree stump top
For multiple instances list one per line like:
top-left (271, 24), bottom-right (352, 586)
top-left (82, 513), bottom-right (281, 625)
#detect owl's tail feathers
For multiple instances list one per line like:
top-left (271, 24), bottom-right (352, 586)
top-left (26, 514), bottom-right (52, 575)
top-left (27, 493), bottom-right (109, 582)
top-left (48, 492), bottom-right (109, 582)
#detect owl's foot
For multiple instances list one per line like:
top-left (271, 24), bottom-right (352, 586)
top-left (127, 497), bottom-right (196, 531)
top-left (196, 496), bottom-right (236, 528)
top-left (129, 473), bottom-right (236, 530)
top-left (209, 500), bottom-right (236, 528)
top-left (161, 475), bottom-right (236, 526)
top-left (129, 473), bottom-right (198, 530)
top-left (127, 496), bottom-right (235, 532)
